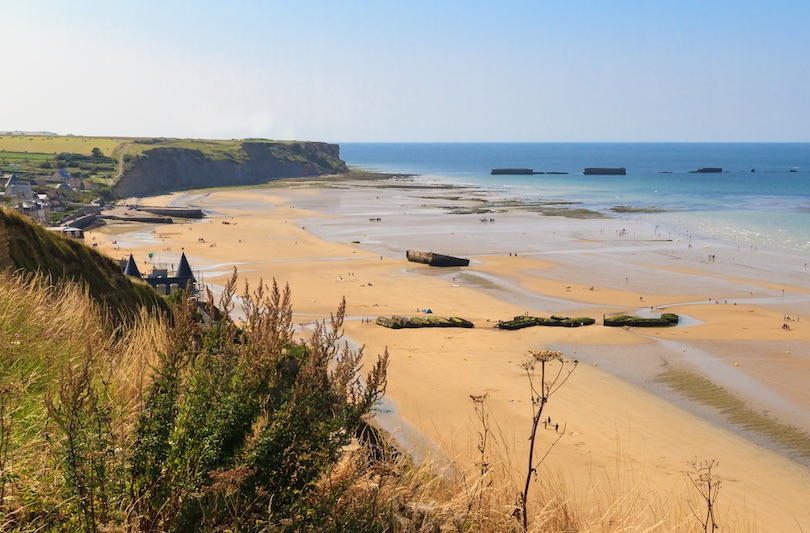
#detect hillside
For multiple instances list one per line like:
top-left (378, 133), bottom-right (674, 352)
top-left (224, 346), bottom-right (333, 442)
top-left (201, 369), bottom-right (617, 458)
top-left (0, 134), bottom-right (349, 200)
top-left (114, 140), bottom-right (348, 197)
top-left (0, 207), bottom-right (167, 319)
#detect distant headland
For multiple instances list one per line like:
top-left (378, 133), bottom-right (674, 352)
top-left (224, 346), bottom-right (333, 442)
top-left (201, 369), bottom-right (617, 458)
top-left (0, 134), bottom-right (350, 228)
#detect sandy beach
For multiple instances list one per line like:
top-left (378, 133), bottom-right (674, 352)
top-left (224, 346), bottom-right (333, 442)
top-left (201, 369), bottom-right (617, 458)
top-left (89, 179), bottom-right (810, 531)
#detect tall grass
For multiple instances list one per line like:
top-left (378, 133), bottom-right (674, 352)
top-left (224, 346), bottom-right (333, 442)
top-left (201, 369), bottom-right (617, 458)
top-left (0, 270), bottom-right (392, 531)
top-left (0, 270), bottom-right (758, 531)
top-left (0, 271), bottom-right (117, 529)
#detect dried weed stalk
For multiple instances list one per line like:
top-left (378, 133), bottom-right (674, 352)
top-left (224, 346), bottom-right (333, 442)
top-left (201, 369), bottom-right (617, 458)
top-left (687, 458), bottom-right (721, 533)
top-left (518, 349), bottom-right (578, 531)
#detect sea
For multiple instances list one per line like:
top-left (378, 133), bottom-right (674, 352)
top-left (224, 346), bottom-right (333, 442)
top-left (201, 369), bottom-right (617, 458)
top-left (340, 143), bottom-right (810, 254)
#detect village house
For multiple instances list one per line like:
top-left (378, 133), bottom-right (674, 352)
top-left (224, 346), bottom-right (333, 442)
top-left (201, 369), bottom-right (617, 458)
top-left (51, 169), bottom-right (72, 182)
top-left (81, 179), bottom-right (100, 191)
top-left (47, 226), bottom-right (84, 239)
top-left (36, 190), bottom-right (65, 212)
top-left (15, 200), bottom-right (51, 225)
top-left (3, 174), bottom-right (34, 200)
top-left (66, 176), bottom-right (84, 189)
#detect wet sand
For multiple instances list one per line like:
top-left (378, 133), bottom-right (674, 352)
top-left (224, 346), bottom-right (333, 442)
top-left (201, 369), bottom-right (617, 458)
top-left (91, 180), bottom-right (810, 530)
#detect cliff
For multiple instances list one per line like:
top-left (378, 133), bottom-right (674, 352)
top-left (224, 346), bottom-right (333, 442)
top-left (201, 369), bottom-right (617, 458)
top-left (113, 140), bottom-right (349, 197)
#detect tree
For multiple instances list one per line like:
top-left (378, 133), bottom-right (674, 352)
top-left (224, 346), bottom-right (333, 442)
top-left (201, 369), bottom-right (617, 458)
top-left (91, 147), bottom-right (103, 158)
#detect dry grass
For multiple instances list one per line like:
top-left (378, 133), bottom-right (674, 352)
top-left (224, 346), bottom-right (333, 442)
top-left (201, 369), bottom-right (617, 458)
top-left (110, 306), bottom-right (169, 428)
top-left (318, 438), bottom-right (757, 532)
top-left (0, 271), bottom-right (762, 531)
top-left (404, 394), bottom-right (763, 532)
top-left (0, 273), bottom-right (92, 523)
top-left (0, 270), bottom-right (165, 528)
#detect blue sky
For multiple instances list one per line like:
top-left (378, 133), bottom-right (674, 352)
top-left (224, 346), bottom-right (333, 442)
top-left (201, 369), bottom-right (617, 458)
top-left (4, 1), bottom-right (809, 142)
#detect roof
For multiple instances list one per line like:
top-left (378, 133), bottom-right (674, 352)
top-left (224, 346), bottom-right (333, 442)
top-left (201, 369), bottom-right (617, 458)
top-left (123, 254), bottom-right (142, 278)
top-left (175, 252), bottom-right (195, 282)
top-left (52, 169), bottom-right (72, 181)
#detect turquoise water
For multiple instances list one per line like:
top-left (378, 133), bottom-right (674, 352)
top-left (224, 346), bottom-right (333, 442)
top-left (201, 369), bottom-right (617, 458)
top-left (341, 143), bottom-right (810, 252)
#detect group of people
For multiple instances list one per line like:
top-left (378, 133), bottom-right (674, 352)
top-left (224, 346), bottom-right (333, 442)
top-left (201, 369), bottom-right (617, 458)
top-left (542, 416), bottom-right (559, 433)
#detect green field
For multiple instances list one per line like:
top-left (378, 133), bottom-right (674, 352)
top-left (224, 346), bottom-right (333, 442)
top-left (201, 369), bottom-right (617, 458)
top-left (0, 134), bottom-right (126, 157)
top-left (1, 151), bottom-right (54, 163)
top-left (0, 135), bottom-right (127, 181)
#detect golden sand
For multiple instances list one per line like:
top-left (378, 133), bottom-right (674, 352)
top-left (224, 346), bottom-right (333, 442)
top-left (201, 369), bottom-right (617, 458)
top-left (90, 184), bottom-right (810, 530)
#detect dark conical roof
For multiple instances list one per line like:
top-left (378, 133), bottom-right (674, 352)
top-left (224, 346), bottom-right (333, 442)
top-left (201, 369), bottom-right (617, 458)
top-left (123, 254), bottom-right (142, 278)
top-left (176, 252), bottom-right (195, 282)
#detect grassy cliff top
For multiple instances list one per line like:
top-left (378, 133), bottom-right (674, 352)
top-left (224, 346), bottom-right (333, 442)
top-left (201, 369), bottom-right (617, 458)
top-left (0, 134), bottom-right (301, 158)
top-left (0, 207), bottom-right (168, 320)
top-left (0, 135), bottom-right (327, 187)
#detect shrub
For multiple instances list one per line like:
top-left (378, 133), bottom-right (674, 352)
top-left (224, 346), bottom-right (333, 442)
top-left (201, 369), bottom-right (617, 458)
top-left (0, 269), bottom-right (389, 531)
top-left (129, 272), bottom-right (389, 531)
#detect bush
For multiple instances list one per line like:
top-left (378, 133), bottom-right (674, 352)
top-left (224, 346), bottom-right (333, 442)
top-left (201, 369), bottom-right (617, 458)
top-left (129, 272), bottom-right (389, 531)
top-left (1, 270), bottom-right (389, 531)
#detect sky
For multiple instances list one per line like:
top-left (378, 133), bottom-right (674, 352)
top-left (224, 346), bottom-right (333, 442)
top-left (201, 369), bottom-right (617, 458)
top-left (4, 1), bottom-right (809, 142)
